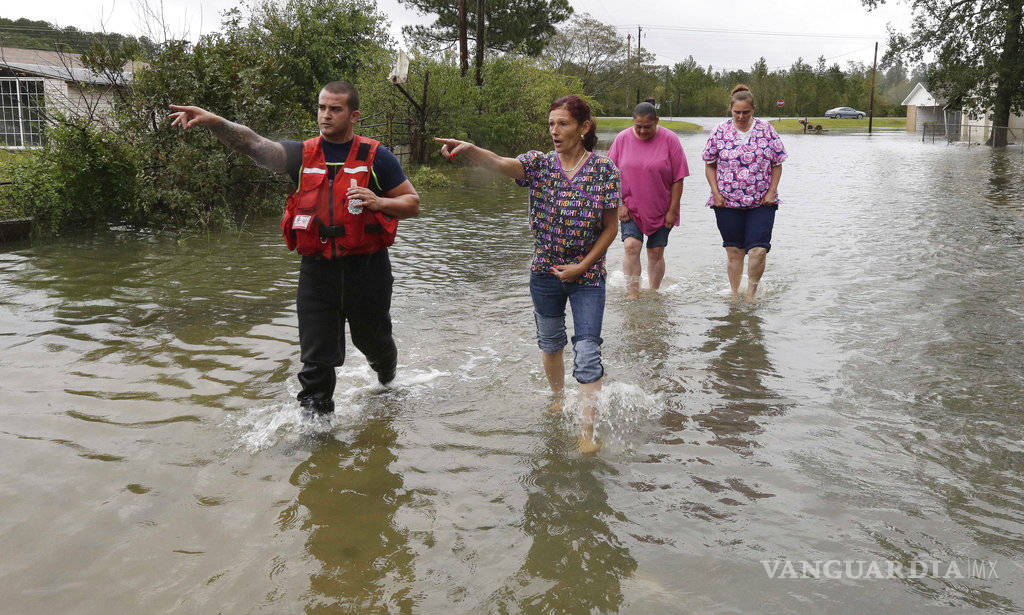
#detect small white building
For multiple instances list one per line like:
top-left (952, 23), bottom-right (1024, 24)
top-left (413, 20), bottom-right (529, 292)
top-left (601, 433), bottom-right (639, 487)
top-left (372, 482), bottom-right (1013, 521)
top-left (901, 82), bottom-right (946, 133)
top-left (1, 47), bottom-right (132, 148)
top-left (960, 106), bottom-right (1024, 144)
top-left (903, 81), bottom-right (1024, 143)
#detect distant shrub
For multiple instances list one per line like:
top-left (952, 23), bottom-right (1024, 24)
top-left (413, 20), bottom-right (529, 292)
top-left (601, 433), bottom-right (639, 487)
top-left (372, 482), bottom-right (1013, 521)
top-left (407, 165), bottom-right (454, 189)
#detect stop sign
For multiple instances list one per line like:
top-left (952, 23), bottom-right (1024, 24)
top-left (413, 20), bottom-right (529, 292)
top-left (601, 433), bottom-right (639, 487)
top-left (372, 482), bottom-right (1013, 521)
top-left (776, 99), bottom-right (785, 108)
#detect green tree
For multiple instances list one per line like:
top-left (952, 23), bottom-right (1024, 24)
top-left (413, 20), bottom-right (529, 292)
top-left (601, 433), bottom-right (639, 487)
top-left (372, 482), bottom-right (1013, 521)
top-left (544, 14), bottom-right (629, 103)
top-left (782, 58), bottom-right (815, 116)
top-left (863, 0), bottom-right (1024, 146)
top-left (248, 0), bottom-right (393, 114)
top-left (399, 0), bottom-right (573, 57)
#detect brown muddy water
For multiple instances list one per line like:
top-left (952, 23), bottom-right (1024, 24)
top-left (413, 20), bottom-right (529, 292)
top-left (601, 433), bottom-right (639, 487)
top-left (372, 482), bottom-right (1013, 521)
top-left (1, 123), bottom-right (1022, 613)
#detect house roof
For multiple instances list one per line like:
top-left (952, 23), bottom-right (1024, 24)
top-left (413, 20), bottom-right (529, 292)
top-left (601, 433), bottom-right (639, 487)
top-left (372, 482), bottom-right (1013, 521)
top-left (0, 60), bottom-right (131, 85)
top-left (902, 82), bottom-right (946, 107)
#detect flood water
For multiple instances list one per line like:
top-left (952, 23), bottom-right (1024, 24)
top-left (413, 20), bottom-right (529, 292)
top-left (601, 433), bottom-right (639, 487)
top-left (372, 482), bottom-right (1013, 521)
top-left (1, 122), bottom-right (1023, 613)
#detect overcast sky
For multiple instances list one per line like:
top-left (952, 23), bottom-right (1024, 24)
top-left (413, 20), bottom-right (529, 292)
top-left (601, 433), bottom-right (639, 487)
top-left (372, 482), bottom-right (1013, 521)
top-left (7, 0), bottom-right (914, 71)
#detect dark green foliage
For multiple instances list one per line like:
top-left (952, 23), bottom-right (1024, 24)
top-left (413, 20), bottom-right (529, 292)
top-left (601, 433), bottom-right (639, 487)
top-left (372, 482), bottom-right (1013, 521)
top-left (399, 0), bottom-right (573, 56)
top-left (362, 51), bottom-right (589, 162)
top-left (247, 0), bottom-right (394, 113)
top-left (0, 121), bottom-right (137, 233)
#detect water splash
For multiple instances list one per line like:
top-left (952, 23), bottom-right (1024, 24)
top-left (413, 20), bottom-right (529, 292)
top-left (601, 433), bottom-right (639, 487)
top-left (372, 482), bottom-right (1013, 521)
top-left (552, 381), bottom-right (667, 453)
top-left (233, 364), bottom-right (449, 452)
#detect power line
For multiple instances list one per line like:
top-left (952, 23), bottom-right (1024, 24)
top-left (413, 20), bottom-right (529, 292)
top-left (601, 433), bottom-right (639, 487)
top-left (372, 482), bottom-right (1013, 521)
top-left (612, 24), bottom-right (880, 40)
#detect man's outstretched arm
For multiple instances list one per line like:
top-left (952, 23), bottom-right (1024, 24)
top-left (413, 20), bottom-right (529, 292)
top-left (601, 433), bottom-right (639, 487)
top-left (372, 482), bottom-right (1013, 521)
top-left (168, 105), bottom-right (288, 174)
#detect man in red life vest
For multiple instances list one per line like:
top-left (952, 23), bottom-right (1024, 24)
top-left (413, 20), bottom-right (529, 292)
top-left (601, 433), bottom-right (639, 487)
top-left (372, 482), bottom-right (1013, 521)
top-left (169, 82), bottom-right (420, 415)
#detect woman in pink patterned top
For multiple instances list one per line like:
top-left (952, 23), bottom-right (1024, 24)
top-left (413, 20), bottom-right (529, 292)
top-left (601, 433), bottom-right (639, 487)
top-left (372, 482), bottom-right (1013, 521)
top-left (702, 84), bottom-right (787, 301)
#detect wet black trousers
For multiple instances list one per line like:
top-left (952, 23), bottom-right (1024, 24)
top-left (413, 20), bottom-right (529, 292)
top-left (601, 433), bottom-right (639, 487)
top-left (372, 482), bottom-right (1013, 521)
top-left (296, 250), bottom-right (398, 410)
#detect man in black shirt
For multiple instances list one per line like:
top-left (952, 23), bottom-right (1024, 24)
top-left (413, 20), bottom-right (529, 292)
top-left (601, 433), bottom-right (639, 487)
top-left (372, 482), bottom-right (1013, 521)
top-left (169, 82), bottom-right (419, 415)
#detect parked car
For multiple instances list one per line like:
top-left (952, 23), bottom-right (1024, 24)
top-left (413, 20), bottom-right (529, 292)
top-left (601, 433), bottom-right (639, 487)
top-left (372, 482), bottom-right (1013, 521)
top-left (825, 106), bottom-right (866, 119)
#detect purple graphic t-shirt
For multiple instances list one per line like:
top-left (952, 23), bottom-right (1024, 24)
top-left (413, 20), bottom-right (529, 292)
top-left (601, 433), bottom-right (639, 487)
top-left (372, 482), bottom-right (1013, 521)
top-left (701, 118), bottom-right (787, 208)
top-left (515, 150), bottom-right (621, 286)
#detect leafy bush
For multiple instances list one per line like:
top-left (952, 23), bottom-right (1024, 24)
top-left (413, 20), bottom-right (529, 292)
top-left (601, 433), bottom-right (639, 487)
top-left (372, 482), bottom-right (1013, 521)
top-left (359, 51), bottom-right (590, 164)
top-left (0, 150), bottom-right (27, 219)
top-left (1, 121), bottom-right (137, 233)
top-left (406, 165), bottom-right (454, 189)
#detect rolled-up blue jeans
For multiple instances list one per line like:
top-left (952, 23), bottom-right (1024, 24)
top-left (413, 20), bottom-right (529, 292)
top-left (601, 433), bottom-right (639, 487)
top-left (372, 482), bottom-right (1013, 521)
top-left (529, 272), bottom-right (605, 384)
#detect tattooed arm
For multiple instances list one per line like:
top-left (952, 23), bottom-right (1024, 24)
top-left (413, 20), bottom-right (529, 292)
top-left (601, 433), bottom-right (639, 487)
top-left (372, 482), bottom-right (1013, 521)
top-left (168, 104), bottom-right (288, 174)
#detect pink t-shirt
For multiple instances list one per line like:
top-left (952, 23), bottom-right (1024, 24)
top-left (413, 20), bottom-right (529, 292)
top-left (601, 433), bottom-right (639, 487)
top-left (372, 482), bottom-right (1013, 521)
top-left (607, 125), bottom-right (690, 236)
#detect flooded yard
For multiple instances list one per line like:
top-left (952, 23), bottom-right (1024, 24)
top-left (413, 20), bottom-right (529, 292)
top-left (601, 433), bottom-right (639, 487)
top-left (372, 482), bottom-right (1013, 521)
top-left (1, 123), bottom-right (1022, 613)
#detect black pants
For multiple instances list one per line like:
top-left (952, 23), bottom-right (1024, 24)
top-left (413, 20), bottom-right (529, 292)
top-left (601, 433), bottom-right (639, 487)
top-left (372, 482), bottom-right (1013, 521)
top-left (296, 250), bottom-right (398, 407)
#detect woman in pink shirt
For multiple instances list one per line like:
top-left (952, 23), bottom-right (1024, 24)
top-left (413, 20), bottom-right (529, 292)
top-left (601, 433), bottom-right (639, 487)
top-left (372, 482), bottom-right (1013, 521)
top-left (608, 102), bottom-right (690, 299)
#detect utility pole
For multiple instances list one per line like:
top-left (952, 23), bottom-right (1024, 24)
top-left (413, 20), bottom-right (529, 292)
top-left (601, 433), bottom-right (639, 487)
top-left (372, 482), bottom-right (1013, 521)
top-left (636, 26), bottom-right (642, 105)
top-left (868, 41), bottom-right (878, 134)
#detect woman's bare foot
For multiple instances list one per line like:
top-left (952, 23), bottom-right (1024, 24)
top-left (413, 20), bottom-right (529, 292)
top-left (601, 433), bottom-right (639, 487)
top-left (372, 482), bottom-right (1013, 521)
top-left (547, 393), bottom-right (564, 414)
top-left (578, 427), bottom-right (600, 455)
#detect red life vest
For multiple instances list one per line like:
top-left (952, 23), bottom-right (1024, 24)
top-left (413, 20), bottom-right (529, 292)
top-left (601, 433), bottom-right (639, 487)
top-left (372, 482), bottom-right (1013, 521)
top-left (280, 135), bottom-right (398, 258)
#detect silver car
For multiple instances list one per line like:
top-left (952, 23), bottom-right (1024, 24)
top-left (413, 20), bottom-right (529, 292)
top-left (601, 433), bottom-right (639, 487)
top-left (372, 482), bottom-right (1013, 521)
top-left (825, 106), bottom-right (866, 119)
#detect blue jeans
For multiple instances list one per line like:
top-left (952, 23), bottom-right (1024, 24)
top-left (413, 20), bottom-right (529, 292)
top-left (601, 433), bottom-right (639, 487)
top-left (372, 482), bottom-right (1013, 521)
top-left (529, 272), bottom-right (605, 384)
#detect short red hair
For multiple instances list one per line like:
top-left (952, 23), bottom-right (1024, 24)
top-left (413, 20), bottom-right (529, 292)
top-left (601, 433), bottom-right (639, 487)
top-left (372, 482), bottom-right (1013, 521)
top-left (550, 96), bottom-right (597, 151)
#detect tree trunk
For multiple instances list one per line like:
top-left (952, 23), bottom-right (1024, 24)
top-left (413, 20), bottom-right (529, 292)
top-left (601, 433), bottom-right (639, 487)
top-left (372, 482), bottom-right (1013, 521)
top-left (458, 0), bottom-right (468, 77)
top-left (475, 0), bottom-right (485, 86)
top-left (990, 1), bottom-right (1023, 147)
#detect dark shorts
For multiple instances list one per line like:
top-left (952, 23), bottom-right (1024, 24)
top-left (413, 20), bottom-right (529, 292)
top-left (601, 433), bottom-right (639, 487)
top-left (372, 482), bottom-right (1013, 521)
top-left (620, 218), bottom-right (671, 248)
top-left (713, 204), bottom-right (777, 252)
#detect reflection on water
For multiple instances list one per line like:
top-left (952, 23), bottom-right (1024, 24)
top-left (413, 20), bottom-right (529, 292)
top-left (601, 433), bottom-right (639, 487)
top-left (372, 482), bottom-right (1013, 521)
top-left (494, 412), bottom-right (636, 612)
top-left (281, 408), bottom-right (415, 613)
top-left (986, 151), bottom-right (1024, 209)
top-left (618, 294), bottom-right (673, 387)
top-left (695, 307), bottom-right (790, 454)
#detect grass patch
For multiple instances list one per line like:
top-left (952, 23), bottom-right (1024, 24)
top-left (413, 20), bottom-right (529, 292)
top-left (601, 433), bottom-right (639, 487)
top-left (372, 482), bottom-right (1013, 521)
top-left (596, 117), bottom-right (701, 132)
top-left (769, 117), bottom-right (906, 133)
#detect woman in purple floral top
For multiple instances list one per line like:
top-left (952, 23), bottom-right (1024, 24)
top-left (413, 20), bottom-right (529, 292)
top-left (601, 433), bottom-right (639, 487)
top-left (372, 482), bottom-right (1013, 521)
top-left (702, 84), bottom-right (787, 301)
top-left (436, 96), bottom-right (619, 453)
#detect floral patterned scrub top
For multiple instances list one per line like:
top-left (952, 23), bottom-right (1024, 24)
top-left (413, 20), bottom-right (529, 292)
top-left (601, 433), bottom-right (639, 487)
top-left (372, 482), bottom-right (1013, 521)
top-left (516, 150), bottom-right (621, 286)
top-left (701, 118), bottom-right (787, 208)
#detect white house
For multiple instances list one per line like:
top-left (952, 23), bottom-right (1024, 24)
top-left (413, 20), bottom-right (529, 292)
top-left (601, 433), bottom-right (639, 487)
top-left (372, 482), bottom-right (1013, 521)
top-left (903, 81), bottom-right (1024, 143)
top-left (901, 82), bottom-right (946, 133)
top-left (0, 47), bottom-right (132, 148)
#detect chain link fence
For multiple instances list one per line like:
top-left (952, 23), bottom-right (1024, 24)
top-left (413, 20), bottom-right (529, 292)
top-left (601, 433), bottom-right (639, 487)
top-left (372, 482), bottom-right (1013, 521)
top-left (922, 122), bottom-right (1024, 151)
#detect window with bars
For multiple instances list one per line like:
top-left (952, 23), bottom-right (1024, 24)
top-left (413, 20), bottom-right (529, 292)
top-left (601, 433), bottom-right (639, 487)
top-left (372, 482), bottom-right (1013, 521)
top-left (1, 78), bottom-right (46, 148)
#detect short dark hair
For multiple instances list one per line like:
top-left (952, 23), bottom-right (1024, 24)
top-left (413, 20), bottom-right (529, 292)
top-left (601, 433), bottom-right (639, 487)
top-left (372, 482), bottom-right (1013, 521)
top-left (321, 81), bottom-right (359, 110)
top-left (550, 95), bottom-right (598, 151)
top-left (633, 101), bottom-right (657, 119)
